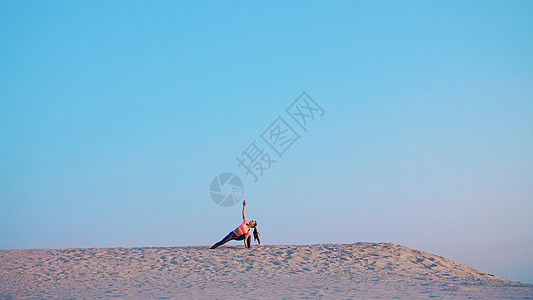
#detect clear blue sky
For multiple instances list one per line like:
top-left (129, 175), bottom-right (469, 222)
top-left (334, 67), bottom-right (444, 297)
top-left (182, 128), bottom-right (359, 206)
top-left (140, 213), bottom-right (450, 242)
top-left (1, 1), bottom-right (532, 283)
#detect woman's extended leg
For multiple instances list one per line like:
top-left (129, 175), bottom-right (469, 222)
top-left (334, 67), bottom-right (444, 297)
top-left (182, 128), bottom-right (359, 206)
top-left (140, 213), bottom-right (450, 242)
top-left (210, 231), bottom-right (239, 249)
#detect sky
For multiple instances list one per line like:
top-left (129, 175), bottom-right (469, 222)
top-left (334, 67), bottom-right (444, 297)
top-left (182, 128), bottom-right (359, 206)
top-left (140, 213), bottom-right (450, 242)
top-left (1, 1), bottom-right (532, 284)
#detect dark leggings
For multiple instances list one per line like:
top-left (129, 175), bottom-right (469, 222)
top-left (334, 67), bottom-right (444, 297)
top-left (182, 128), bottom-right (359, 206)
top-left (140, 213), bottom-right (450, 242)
top-left (210, 231), bottom-right (249, 249)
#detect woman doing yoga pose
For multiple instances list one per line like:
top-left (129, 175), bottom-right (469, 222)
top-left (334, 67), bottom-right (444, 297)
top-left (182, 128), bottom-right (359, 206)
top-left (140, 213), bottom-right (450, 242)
top-left (210, 200), bottom-right (260, 249)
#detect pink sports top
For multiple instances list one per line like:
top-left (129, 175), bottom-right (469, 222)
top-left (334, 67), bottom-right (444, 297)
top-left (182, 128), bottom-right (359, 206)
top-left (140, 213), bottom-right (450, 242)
top-left (233, 218), bottom-right (251, 239)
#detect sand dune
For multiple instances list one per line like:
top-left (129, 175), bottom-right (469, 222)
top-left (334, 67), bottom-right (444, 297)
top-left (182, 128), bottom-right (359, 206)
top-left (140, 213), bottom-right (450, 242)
top-left (1, 242), bottom-right (532, 299)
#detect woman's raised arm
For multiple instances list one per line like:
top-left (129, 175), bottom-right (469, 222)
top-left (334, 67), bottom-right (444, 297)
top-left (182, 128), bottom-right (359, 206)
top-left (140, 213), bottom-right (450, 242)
top-left (242, 200), bottom-right (247, 220)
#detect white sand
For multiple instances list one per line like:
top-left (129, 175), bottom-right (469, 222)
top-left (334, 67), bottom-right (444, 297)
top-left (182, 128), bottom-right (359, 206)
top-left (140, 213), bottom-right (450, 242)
top-left (1, 242), bottom-right (532, 299)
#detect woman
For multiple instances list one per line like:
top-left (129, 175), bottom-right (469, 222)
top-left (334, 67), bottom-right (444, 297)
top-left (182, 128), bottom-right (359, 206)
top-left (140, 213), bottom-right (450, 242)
top-left (210, 200), bottom-right (260, 249)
